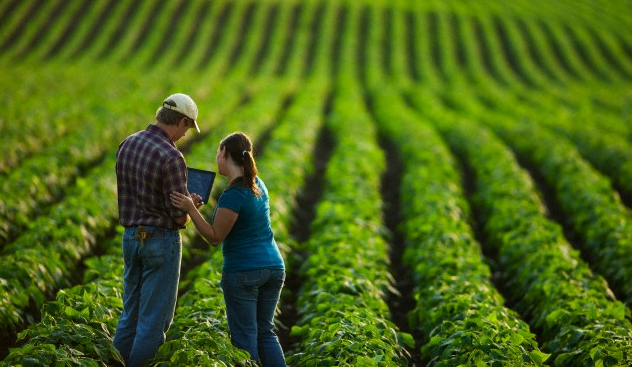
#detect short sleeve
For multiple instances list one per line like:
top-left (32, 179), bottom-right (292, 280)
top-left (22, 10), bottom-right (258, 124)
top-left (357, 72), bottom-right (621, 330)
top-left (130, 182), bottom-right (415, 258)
top-left (163, 155), bottom-right (188, 219)
top-left (217, 188), bottom-right (246, 214)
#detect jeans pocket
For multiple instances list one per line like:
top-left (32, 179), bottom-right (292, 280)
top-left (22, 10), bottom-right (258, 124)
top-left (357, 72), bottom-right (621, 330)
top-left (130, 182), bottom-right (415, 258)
top-left (141, 239), bottom-right (165, 269)
top-left (270, 269), bottom-right (286, 286)
top-left (236, 269), bottom-right (263, 284)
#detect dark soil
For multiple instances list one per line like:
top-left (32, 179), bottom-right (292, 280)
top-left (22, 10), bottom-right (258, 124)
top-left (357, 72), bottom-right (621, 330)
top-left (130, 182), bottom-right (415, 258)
top-left (379, 136), bottom-right (422, 366)
top-left (276, 106), bottom-right (334, 355)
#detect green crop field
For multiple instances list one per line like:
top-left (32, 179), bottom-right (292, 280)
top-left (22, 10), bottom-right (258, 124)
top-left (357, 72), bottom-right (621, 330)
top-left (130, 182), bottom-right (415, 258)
top-left (1, 0), bottom-right (632, 365)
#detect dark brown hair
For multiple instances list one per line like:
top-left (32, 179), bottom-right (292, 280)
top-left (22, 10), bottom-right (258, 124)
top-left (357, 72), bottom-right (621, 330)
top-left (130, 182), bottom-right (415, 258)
top-left (156, 99), bottom-right (187, 125)
top-left (220, 132), bottom-right (261, 196)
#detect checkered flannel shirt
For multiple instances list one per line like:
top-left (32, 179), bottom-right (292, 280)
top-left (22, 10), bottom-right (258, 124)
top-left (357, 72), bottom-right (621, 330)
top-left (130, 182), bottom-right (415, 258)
top-left (116, 124), bottom-right (188, 229)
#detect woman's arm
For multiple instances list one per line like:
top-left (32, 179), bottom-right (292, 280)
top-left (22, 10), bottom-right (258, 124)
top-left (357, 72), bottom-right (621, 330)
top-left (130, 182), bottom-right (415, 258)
top-left (170, 192), bottom-right (238, 245)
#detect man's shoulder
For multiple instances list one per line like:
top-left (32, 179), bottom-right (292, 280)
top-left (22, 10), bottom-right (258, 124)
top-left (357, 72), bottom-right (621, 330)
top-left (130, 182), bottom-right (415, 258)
top-left (117, 135), bottom-right (183, 172)
top-left (118, 129), bottom-right (150, 148)
top-left (121, 129), bottom-right (178, 152)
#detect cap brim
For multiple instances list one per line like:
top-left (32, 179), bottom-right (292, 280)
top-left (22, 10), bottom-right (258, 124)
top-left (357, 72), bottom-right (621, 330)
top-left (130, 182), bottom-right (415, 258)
top-left (193, 120), bottom-right (200, 133)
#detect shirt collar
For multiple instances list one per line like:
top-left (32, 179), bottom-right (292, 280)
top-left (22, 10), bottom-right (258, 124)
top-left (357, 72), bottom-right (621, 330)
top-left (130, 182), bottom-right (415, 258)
top-left (146, 124), bottom-right (176, 147)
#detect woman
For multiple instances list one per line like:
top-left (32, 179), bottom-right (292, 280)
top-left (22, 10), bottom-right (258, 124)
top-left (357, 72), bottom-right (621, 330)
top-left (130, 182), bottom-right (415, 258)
top-left (170, 132), bottom-right (286, 366)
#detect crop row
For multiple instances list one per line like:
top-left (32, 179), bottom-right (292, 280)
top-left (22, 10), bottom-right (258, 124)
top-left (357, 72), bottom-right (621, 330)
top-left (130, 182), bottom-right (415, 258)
top-left (5, 78), bottom-right (632, 364)
top-left (0, 65), bottom-right (87, 174)
top-left (0, 66), bottom-right (161, 246)
top-left (1, 235), bottom-right (126, 367)
top-left (2, 0), bottom-right (630, 87)
top-left (411, 0), bottom-right (632, 113)
top-left (452, 7), bottom-right (632, 138)
top-left (1, 0), bottom-right (632, 365)
top-left (439, 84), bottom-right (632, 309)
top-left (472, 81), bottom-right (632, 204)
top-left (370, 86), bottom-right (548, 365)
top-left (407, 87), bottom-right (632, 366)
top-left (0, 153), bottom-right (119, 334)
top-left (0, 0), bottom-right (314, 76)
top-left (487, 112), bottom-right (632, 307)
top-left (286, 79), bottom-right (411, 366)
top-left (1, 0), bottom-right (629, 148)
top-left (281, 5), bottom-right (411, 363)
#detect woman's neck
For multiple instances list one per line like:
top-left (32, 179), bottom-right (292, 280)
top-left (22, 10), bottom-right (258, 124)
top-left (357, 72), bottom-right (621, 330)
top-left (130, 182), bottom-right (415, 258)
top-left (225, 165), bottom-right (244, 184)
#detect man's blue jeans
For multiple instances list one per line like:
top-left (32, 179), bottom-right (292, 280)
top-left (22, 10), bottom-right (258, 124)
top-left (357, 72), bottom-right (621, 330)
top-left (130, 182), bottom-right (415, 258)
top-left (221, 268), bottom-right (286, 367)
top-left (113, 226), bottom-right (182, 367)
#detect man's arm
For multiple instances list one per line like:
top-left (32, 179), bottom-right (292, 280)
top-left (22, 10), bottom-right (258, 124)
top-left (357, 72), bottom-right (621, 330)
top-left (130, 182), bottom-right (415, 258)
top-left (174, 213), bottom-right (190, 226)
top-left (163, 155), bottom-right (190, 226)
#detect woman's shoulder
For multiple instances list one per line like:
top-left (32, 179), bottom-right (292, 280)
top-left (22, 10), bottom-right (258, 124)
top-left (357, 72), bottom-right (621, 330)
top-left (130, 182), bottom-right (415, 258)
top-left (255, 176), bottom-right (268, 195)
top-left (221, 184), bottom-right (248, 201)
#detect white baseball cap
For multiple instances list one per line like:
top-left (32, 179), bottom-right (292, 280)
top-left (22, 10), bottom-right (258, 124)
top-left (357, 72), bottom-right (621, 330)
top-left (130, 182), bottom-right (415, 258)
top-left (161, 93), bottom-right (199, 132)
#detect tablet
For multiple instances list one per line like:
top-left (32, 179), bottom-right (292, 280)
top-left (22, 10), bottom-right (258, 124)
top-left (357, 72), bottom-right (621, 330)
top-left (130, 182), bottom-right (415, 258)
top-left (187, 167), bottom-right (216, 204)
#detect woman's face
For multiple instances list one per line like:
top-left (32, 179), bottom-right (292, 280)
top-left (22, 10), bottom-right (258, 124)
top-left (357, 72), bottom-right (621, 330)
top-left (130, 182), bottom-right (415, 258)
top-left (216, 145), bottom-right (226, 176)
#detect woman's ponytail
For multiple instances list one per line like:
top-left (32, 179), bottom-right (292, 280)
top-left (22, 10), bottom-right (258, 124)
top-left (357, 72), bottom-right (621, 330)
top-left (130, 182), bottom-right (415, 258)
top-left (242, 148), bottom-right (261, 197)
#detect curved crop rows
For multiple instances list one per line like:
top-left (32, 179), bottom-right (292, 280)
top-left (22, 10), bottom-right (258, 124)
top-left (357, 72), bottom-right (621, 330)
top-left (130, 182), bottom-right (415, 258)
top-left (1, 0), bottom-right (632, 365)
top-left (407, 87), bottom-right (632, 365)
top-left (372, 86), bottom-right (548, 365)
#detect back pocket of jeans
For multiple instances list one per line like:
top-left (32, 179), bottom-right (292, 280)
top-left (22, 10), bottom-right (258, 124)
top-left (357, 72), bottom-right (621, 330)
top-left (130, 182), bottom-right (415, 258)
top-left (141, 240), bottom-right (165, 269)
top-left (237, 269), bottom-right (263, 283)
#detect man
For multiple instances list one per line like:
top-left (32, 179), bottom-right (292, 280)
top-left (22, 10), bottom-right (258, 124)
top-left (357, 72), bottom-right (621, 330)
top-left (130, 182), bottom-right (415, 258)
top-left (113, 93), bottom-right (203, 367)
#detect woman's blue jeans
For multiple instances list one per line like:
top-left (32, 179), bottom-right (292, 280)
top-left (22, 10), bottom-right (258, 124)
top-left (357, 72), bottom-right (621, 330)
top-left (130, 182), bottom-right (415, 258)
top-left (221, 268), bottom-right (286, 367)
top-left (113, 226), bottom-right (182, 367)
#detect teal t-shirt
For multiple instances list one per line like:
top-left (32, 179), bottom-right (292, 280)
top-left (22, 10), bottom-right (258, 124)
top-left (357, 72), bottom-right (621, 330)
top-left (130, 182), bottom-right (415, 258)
top-left (215, 177), bottom-right (285, 273)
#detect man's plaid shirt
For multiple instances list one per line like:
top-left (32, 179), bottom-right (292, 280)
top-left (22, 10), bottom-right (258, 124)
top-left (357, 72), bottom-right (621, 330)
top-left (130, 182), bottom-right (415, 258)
top-left (116, 124), bottom-right (188, 229)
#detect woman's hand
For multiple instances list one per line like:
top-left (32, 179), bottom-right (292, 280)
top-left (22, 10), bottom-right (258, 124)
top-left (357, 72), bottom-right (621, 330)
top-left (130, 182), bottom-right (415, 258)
top-left (170, 192), bottom-right (197, 213)
top-left (191, 193), bottom-right (204, 209)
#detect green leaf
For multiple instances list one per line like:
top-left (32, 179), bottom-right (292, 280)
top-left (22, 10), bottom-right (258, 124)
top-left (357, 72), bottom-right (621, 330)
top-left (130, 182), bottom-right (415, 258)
top-left (528, 350), bottom-right (551, 364)
top-left (399, 332), bottom-right (415, 348)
